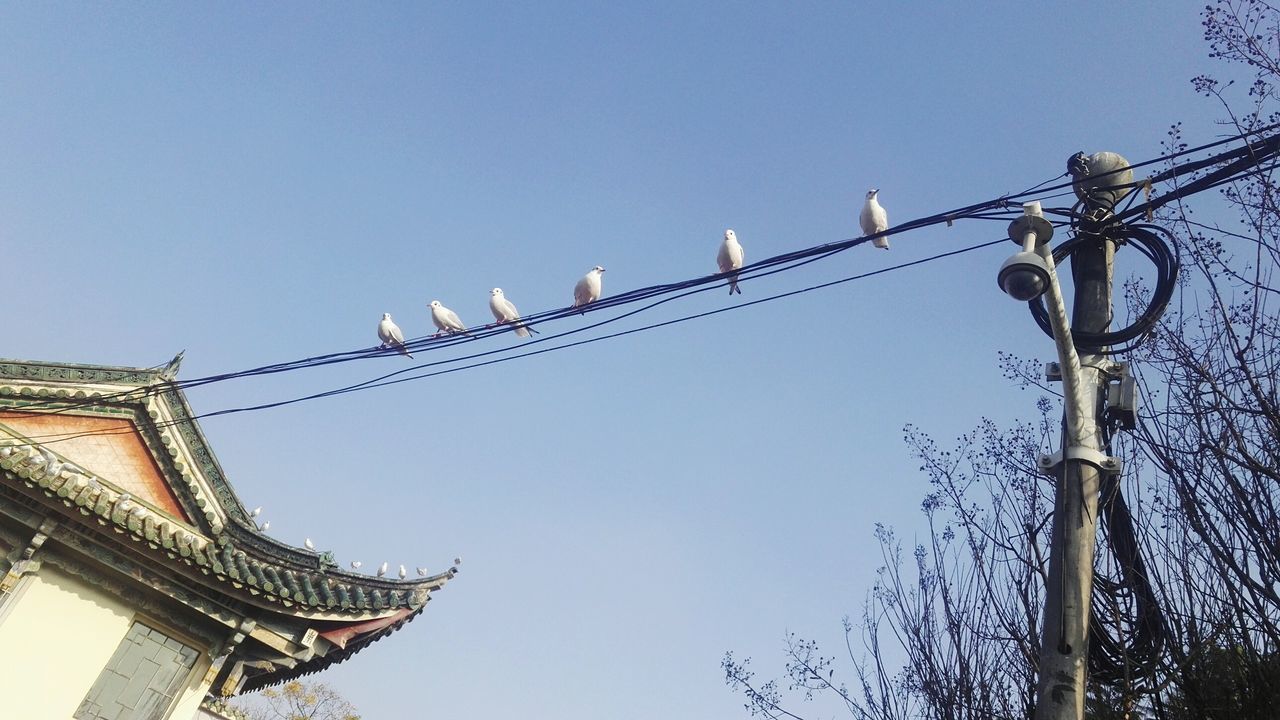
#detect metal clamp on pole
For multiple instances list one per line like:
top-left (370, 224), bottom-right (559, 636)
top-left (1038, 446), bottom-right (1124, 476)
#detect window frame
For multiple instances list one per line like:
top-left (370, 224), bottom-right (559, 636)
top-left (73, 616), bottom-right (205, 720)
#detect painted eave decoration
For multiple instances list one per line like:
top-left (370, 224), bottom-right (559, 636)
top-left (0, 357), bottom-right (456, 627)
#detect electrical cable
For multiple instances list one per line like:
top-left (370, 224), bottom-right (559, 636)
top-left (37, 121), bottom-right (1280, 408)
top-left (1089, 424), bottom-right (1170, 691)
top-left (1, 124), bottom-right (1277, 429)
top-left (1027, 223), bottom-right (1180, 354)
top-left (0, 238), bottom-right (1010, 445)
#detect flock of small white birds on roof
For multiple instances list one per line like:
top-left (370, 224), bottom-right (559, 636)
top-left (375, 190), bottom-right (889, 355)
top-left (247, 505), bottom-right (462, 580)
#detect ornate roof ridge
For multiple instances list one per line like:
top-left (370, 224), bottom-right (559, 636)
top-left (0, 359), bottom-right (460, 618)
top-left (0, 357), bottom-right (168, 387)
top-left (0, 436), bottom-right (458, 614)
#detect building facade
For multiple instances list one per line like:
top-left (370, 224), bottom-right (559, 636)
top-left (0, 358), bottom-right (455, 719)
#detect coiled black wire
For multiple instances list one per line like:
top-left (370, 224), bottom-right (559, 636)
top-left (1088, 422), bottom-right (1170, 692)
top-left (1028, 221), bottom-right (1180, 354)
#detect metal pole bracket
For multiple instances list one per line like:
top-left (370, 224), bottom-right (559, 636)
top-left (1038, 446), bottom-right (1123, 476)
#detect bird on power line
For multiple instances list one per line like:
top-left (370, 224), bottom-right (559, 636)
top-left (574, 266), bottom-right (605, 310)
top-left (377, 561), bottom-right (388, 577)
top-left (377, 313), bottom-right (414, 359)
top-left (429, 301), bottom-right (470, 337)
top-left (860, 189), bottom-right (890, 249)
top-left (717, 229), bottom-right (745, 295)
top-left (489, 288), bottom-right (538, 338)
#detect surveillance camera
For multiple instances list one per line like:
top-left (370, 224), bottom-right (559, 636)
top-left (998, 251), bottom-right (1051, 302)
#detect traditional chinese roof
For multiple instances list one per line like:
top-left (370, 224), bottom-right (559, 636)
top-left (0, 357), bottom-right (457, 691)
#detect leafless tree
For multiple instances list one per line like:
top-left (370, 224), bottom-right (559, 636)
top-left (726, 2), bottom-right (1280, 718)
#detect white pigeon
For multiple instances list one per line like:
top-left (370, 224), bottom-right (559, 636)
top-left (350, 561), bottom-right (363, 570)
top-left (717, 229), bottom-right (745, 295)
top-left (260, 521), bottom-right (270, 532)
top-left (398, 564), bottom-right (407, 579)
top-left (377, 561), bottom-right (388, 577)
top-left (416, 567), bottom-right (428, 576)
top-left (304, 538), bottom-right (315, 550)
top-left (377, 313), bottom-right (413, 358)
top-left (250, 506), bottom-right (262, 518)
top-left (860, 189), bottom-right (890, 249)
top-left (429, 300), bottom-right (470, 336)
top-left (573, 266), bottom-right (605, 309)
top-left (489, 288), bottom-right (538, 338)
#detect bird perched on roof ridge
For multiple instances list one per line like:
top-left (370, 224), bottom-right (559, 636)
top-left (717, 229), bottom-right (745, 295)
top-left (489, 288), bottom-right (538, 338)
top-left (377, 561), bottom-right (388, 577)
top-left (398, 564), bottom-right (407, 579)
top-left (350, 561), bottom-right (363, 570)
top-left (39, 448), bottom-right (63, 479)
top-left (259, 521), bottom-right (270, 532)
top-left (377, 313), bottom-right (413, 358)
top-left (860, 189), bottom-right (890, 249)
top-left (304, 538), bottom-right (315, 550)
top-left (573, 266), bottom-right (605, 310)
top-left (250, 506), bottom-right (262, 518)
top-left (429, 301), bottom-right (470, 336)
top-left (416, 567), bottom-right (428, 576)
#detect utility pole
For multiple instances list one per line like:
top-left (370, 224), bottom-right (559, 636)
top-left (1032, 152), bottom-right (1132, 720)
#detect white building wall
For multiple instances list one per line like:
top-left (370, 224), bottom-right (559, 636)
top-left (0, 564), bottom-right (213, 720)
top-left (0, 564), bottom-right (134, 719)
top-left (168, 662), bottom-right (215, 720)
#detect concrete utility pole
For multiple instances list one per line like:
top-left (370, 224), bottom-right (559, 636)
top-left (1032, 152), bottom-right (1132, 720)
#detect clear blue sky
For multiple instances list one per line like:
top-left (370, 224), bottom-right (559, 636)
top-left (0, 3), bottom-right (1224, 718)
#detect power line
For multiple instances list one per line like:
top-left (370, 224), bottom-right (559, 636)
top-left (22, 124), bottom-right (1279, 414)
top-left (3, 124), bottom-right (1278, 439)
top-left (6, 238), bottom-right (1010, 445)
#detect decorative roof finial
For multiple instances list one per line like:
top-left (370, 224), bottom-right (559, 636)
top-left (159, 350), bottom-right (185, 382)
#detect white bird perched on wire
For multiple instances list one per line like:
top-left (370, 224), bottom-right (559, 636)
top-left (573, 266), bottom-right (605, 310)
top-left (350, 561), bottom-right (362, 570)
top-left (488, 288), bottom-right (538, 338)
top-left (377, 313), bottom-right (413, 358)
top-left (717, 229), bottom-right (745, 295)
top-left (860, 189), bottom-right (890, 249)
top-left (429, 300), bottom-right (470, 336)
top-left (304, 538), bottom-right (315, 550)
top-left (398, 564), bottom-right (407, 579)
top-left (250, 506), bottom-right (262, 518)
top-left (377, 561), bottom-right (388, 577)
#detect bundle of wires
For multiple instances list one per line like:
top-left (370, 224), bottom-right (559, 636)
top-left (1028, 221), bottom-right (1180, 354)
top-left (4, 123), bottom-right (1280, 440)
